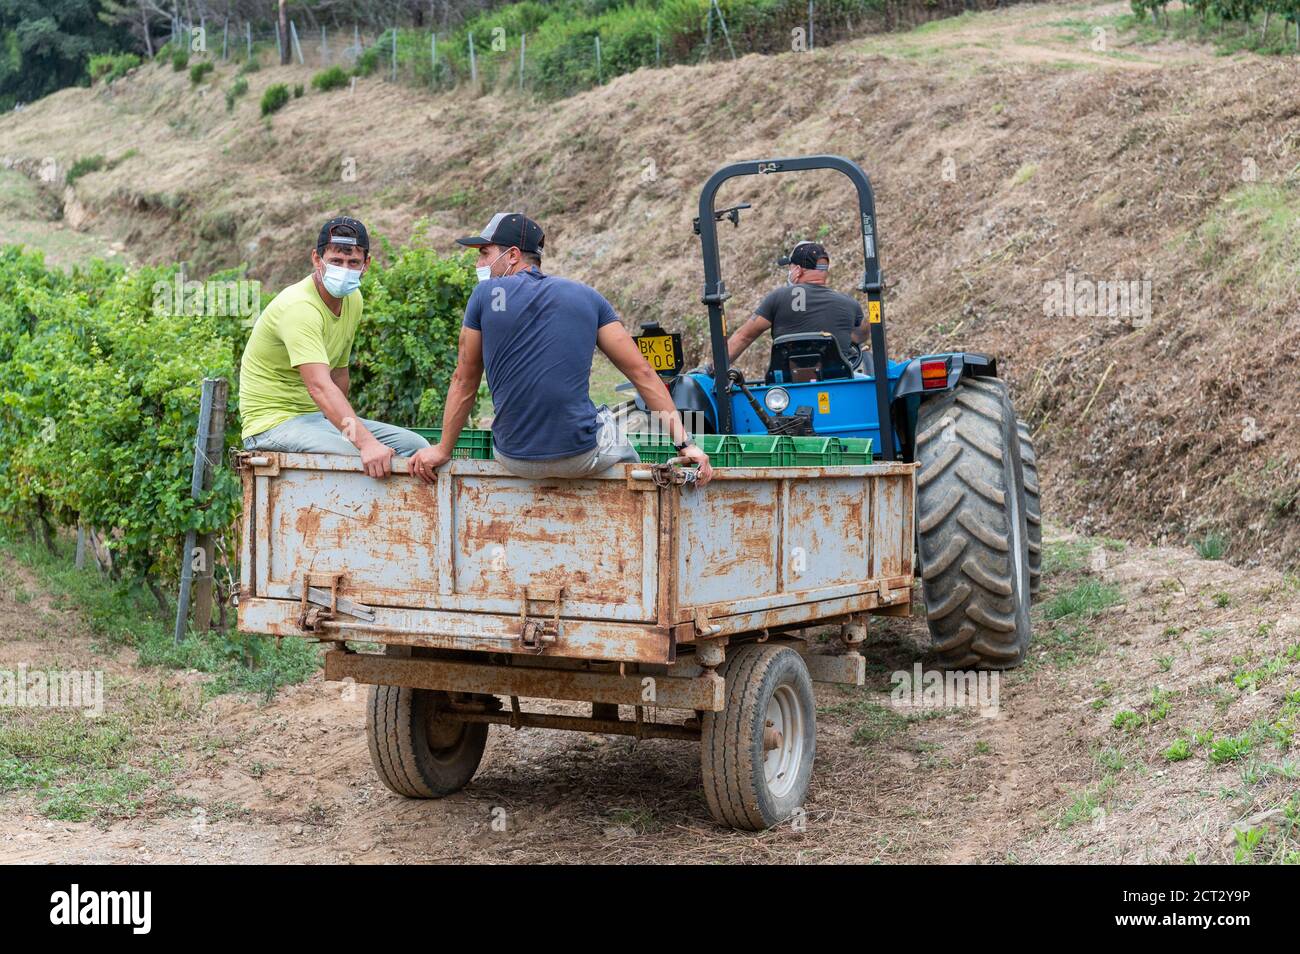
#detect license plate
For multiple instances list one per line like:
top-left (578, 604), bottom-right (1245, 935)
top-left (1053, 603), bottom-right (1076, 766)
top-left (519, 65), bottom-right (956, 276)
top-left (634, 332), bottom-right (680, 373)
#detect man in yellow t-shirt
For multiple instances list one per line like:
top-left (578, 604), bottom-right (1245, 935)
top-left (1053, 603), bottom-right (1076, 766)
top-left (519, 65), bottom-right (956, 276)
top-left (239, 216), bottom-right (427, 478)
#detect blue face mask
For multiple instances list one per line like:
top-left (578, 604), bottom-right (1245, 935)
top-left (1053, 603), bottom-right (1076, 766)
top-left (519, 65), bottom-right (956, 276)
top-left (320, 262), bottom-right (362, 298)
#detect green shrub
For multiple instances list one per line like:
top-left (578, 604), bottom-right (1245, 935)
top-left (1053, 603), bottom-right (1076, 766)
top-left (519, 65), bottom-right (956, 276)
top-left (225, 77), bottom-right (249, 111)
top-left (66, 155), bottom-right (106, 186)
top-left (259, 83), bottom-right (290, 116)
top-left (171, 49), bottom-right (189, 72)
top-left (351, 229), bottom-right (476, 424)
top-left (311, 65), bottom-right (350, 92)
top-left (0, 238), bottom-right (470, 598)
top-left (189, 61), bottom-right (214, 85)
top-left (292, 83), bottom-right (304, 98)
top-left (87, 53), bottom-right (141, 85)
top-left (237, 57), bottom-right (261, 76)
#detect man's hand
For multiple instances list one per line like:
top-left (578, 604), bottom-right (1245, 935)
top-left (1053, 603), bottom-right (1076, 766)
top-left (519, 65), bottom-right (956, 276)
top-left (360, 436), bottom-right (394, 478)
top-left (410, 444), bottom-right (453, 484)
top-left (681, 445), bottom-right (713, 485)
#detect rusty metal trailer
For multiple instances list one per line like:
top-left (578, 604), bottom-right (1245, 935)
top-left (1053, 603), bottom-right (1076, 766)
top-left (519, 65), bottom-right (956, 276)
top-left (236, 451), bottom-right (916, 829)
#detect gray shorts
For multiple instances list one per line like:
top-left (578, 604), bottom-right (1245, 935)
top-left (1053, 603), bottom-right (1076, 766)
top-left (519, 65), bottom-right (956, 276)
top-left (242, 411), bottom-right (429, 457)
top-left (493, 406), bottom-right (640, 478)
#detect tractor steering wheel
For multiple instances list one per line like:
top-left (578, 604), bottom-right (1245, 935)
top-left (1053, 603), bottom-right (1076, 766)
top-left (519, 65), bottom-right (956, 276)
top-left (846, 343), bottom-right (863, 371)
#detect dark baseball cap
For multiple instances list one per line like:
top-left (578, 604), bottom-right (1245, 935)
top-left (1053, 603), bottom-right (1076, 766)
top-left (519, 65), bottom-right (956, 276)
top-left (778, 241), bottom-right (829, 269)
top-left (456, 212), bottom-right (545, 254)
top-left (317, 216), bottom-right (370, 255)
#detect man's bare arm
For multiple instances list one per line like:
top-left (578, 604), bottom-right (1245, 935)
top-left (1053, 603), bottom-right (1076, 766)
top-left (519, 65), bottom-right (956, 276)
top-left (726, 314), bottom-right (772, 362)
top-left (298, 362), bottom-right (391, 477)
top-left (438, 327), bottom-right (485, 453)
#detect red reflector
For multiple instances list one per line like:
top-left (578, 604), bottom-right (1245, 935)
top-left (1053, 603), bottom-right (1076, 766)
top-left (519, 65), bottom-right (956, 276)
top-left (921, 359), bottom-right (948, 388)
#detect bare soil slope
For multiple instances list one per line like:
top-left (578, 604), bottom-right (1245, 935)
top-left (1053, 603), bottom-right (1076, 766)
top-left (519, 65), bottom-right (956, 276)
top-left (1, 0), bottom-right (1297, 564)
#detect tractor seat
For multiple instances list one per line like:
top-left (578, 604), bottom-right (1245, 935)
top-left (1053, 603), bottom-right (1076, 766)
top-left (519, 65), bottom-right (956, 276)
top-left (766, 332), bottom-right (855, 384)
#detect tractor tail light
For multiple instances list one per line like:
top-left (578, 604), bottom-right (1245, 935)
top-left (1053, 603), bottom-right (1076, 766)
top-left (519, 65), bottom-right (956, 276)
top-left (921, 359), bottom-right (949, 390)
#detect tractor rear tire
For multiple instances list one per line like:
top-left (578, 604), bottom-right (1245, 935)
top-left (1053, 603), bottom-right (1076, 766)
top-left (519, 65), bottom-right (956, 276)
top-left (1017, 419), bottom-right (1043, 601)
top-left (701, 643), bottom-right (816, 830)
top-left (915, 377), bottom-right (1033, 669)
top-left (366, 685), bottom-right (488, 798)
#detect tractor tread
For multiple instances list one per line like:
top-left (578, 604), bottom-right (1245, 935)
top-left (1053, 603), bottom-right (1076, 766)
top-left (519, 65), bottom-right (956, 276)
top-left (915, 378), bottom-right (1033, 670)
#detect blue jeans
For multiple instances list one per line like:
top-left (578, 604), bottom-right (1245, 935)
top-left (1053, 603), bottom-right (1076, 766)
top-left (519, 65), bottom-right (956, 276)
top-left (242, 411), bottom-right (429, 457)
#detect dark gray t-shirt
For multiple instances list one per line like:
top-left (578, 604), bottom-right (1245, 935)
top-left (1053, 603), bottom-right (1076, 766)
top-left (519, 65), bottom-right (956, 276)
top-left (464, 268), bottom-right (619, 461)
top-left (754, 283), bottom-right (865, 355)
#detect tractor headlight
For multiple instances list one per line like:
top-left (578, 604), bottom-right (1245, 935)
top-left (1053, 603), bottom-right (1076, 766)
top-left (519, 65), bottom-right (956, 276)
top-left (764, 387), bottom-right (790, 413)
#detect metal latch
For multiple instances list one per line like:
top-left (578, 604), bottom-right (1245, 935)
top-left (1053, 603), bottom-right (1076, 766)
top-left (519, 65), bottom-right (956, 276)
top-left (519, 585), bottom-right (564, 653)
top-left (297, 572), bottom-right (376, 632)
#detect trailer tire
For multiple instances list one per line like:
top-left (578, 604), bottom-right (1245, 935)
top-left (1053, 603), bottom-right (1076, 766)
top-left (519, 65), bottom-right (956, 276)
top-left (366, 685), bottom-right (487, 798)
top-left (701, 643), bottom-right (815, 830)
top-left (1017, 419), bottom-right (1042, 601)
top-left (915, 377), bottom-right (1032, 669)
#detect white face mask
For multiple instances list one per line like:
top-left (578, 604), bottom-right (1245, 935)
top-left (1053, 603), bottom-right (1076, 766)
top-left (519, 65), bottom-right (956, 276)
top-left (476, 248), bottom-right (511, 283)
top-left (320, 262), bottom-right (362, 298)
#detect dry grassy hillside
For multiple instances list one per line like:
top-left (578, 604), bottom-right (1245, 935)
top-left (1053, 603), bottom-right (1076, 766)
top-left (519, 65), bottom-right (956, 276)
top-left (1, 1), bottom-right (1297, 569)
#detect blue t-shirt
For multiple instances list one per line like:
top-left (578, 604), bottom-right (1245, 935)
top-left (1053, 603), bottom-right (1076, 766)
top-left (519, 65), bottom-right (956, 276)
top-left (464, 268), bottom-right (619, 460)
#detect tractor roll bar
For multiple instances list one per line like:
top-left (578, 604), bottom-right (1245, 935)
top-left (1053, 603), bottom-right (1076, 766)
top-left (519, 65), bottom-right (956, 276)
top-left (696, 155), bottom-right (895, 460)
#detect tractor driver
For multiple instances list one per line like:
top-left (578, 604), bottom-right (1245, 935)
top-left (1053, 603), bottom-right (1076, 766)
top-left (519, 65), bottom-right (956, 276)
top-left (723, 241), bottom-right (870, 371)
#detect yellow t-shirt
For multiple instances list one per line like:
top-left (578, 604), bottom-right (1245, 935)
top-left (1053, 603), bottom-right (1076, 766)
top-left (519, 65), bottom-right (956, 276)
top-left (239, 276), bottom-right (362, 439)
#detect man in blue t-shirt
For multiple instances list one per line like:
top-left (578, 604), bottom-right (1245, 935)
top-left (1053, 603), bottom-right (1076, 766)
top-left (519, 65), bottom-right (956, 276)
top-left (411, 212), bottom-right (712, 483)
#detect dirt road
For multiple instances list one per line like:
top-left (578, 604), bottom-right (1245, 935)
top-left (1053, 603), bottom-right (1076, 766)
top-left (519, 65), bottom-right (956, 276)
top-left (2, 526), bottom-right (1295, 864)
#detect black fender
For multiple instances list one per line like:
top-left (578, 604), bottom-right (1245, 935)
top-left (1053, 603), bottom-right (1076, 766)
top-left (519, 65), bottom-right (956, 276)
top-left (892, 352), bottom-right (998, 401)
top-left (890, 353), bottom-right (999, 463)
top-left (633, 374), bottom-right (718, 433)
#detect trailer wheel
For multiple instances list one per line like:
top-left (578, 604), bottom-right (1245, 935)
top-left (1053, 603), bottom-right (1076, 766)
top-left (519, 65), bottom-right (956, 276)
top-left (1017, 419), bottom-right (1042, 601)
top-left (915, 377), bottom-right (1032, 669)
top-left (366, 685), bottom-right (487, 798)
top-left (701, 644), bottom-right (816, 830)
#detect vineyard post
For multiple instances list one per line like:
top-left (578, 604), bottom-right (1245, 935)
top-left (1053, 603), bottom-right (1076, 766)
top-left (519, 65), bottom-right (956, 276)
top-left (290, 20), bottom-right (305, 65)
top-left (519, 32), bottom-right (526, 91)
top-left (469, 32), bottom-right (477, 84)
top-left (809, 0), bottom-right (815, 51)
top-left (391, 28), bottom-right (397, 81)
top-left (174, 377), bottom-right (225, 644)
top-left (222, 19), bottom-right (228, 60)
top-left (75, 521), bottom-right (86, 569)
top-left (192, 378), bottom-right (228, 631)
top-left (712, 0), bottom-right (737, 60)
top-left (246, 22), bottom-right (252, 60)
top-left (595, 35), bottom-right (602, 84)
top-left (431, 32), bottom-right (437, 85)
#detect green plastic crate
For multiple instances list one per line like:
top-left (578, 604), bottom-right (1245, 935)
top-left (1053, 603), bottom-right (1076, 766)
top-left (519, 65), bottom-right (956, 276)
top-left (788, 436), bottom-right (840, 466)
top-left (734, 434), bottom-right (794, 467)
top-left (629, 438), bottom-right (677, 463)
top-left (410, 427), bottom-right (495, 460)
top-left (697, 434), bottom-right (741, 467)
top-left (630, 434), bottom-right (742, 467)
top-left (837, 437), bottom-right (874, 464)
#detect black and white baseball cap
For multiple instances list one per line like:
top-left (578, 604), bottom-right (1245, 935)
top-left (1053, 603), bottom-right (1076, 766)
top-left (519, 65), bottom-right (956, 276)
top-left (777, 241), bottom-right (829, 269)
top-left (317, 216), bottom-right (370, 255)
top-left (456, 212), bottom-right (545, 254)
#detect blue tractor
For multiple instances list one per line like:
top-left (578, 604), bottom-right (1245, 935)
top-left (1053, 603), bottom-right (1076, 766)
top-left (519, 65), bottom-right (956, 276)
top-left (618, 156), bottom-right (1040, 669)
